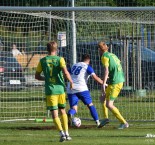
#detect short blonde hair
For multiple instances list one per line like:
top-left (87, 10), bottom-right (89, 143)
top-left (47, 41), bottom-right (58, 52)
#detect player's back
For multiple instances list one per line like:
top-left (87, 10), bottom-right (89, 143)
top-left (71, 62), bottom-right (89, 85)
top-left (102, 52), bottom-right (125, 84)
top-left (68, 62), bottom-right (94, 93)
top-left (40, 55), bottom-right (65, 95)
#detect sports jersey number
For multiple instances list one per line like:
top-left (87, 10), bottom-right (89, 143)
top-left (71, 66), bottom-right (82, 75)
top-left (49, 63), bottom-right (53, 77)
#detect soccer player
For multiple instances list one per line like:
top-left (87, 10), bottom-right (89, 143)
top-left (98, 41), bottom-right (129, 129)
top-left (35, 41), bottom-right (73, 142)
top-left (67, 54), bottom-right (103, 127)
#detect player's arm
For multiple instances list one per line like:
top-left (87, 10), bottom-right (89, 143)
top-left (101, 56), bottom-right (109, 93)
top-left (35, 61), bottom-right (45, 81)
top-left (60, 57), bottom-right (73, 89)
top-left (87, 65), bottom-right (103, 84)
top-left (92, 74), bottom-right (103, 84)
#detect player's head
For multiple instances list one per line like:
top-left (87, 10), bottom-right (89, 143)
top-left (12, 43), bottom-right (17, 49)
top-left (47, 41), bottom-right (58, 53)
top-left (98, 41), bottom-right (109, 55)
top-left (81, 54), bottom-right (90, 64)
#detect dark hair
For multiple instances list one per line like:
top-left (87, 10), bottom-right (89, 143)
top-left (81, 54), bottom-right (90, 61)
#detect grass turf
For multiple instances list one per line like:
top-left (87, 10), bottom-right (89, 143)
top-left (0, 121), bottom-right (155, 145)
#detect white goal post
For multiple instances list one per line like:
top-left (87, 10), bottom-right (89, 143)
top-left (0, 6), bottom-right (155, 122)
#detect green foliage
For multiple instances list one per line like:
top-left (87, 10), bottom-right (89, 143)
top-left (0, 0), bottom-right (154, 6)
top-left (0, 0), bottom-right (69, 6)
top-left (113, 0), bottom-right (154, 6)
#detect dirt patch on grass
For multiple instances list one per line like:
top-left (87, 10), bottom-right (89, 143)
top-left (15, 125), bottom-right (97, 130)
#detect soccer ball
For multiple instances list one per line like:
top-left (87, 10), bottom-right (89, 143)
top-left (72, 117), bottom-right (81, 127)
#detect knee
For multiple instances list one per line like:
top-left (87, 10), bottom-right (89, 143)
top-left (72, 107), bottom-right (78, 113)
top-left (51, 110), bottom-right (59, 118)
top-left (106, 103), bottom-right (109, 108)
top-left (68, 106), bottom-right (77, 114)
top-left (106, 103), bottom-right (113, 110)
top-left (87, 103), bottom-right (93, 107)
top-left (72, 106), bottom-right (78, 112)
top-left (59, 108), bottom-right (66, 114)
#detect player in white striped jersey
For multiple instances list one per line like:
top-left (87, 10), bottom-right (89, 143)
top-left (67, 54), bottom-right (103, 127)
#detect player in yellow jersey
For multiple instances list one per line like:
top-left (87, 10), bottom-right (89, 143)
top-left (98, 41), bottom-right (129, 129)
top-left (35, 41), bottom-right (73, 142)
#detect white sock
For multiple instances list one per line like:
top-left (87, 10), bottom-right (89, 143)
top-left (96, 120), bottom-right (100, 125)
top-left (65, 131), bottom-right (69, 136)
top-left (60, 130), bottom-right (65, 136)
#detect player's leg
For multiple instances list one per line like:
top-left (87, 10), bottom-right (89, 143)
top-left (79, 91), bottom-right (100, 126)
top-left (98, 90), bottom-right (110, 128)
top-left (58, 93), bottom-right (72, 141)
top-left (100, 93), bottom-right (108, 119)
top-left (46, 95), bottom-right (66, 142)
top-left (51, 109), bottom-right (66, 142)
top-left (68, 94), bottom-right (78, 116)
top-left (59, 108), bottom-right (72, 140)
top-left (106, 83), bottom-right (129, 129)
top-left (87, 103), bottom-right (100, 126)
top-left (106, 100), bottom-right (129, 129)
top-left (67, 94), bottom-right (79, 125)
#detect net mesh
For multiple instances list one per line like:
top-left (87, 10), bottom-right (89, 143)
top-left (2, 10), bottom-right (155, 23)
top-left (0, 9), bottom-right (155, 121)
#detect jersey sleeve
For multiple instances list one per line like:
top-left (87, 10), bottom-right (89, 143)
top-left (101, 56), bottom-right (109, 67)
top-left (68, 67), bottom-right (71, 73)
top-left (36, 61), bottom-right (42, 73)
top-left (87, 65), bottom-right (95, 75)
top-left (60, 57), bottom-right (66, 68)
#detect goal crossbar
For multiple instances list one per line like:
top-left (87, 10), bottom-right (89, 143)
top-left (0, 6), bottom-right (155, 11)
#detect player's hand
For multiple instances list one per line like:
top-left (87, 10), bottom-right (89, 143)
top-left (70, 82), bottom-right (74, 90)
top-left (102, 83), bottom-right (108, 93)
top-left (100, 93), bottom-right (106, 103)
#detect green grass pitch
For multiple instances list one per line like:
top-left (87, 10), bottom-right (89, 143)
top-left (0, 121), bottom-right (155, 145)
top-left (1, 89), bottom-right (155, 144)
